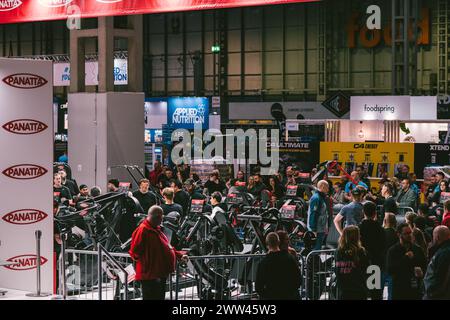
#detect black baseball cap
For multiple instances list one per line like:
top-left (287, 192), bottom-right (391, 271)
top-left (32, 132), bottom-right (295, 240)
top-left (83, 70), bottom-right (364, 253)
top-left (351, 188), bottom-right (363, 195)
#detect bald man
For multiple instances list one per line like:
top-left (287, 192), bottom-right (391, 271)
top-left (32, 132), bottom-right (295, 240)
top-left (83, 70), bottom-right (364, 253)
top-left (129, 205), bottom-right (188, 300)
top-left (423, 226), bottom-right (450, 300)
top-left (307, 180), bottom-right (330, 250)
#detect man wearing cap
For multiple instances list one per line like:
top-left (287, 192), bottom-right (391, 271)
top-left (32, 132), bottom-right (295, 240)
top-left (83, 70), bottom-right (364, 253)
top-left (184, 178), bottom-right (205, 200)
top-left (334, 187), bottom-right (364, 236)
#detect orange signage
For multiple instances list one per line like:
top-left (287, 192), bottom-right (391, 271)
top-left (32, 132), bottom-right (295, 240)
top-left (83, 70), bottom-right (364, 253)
top-left (347, 8), bottom-right (430, 48)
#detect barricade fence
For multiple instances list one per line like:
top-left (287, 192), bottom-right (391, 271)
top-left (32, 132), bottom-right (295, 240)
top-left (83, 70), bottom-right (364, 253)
top-left (58, 249), bottom-right (338, 300)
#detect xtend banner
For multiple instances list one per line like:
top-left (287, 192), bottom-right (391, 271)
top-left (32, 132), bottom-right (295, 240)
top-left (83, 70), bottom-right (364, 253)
top-left (350, 96), bottom-right (410, 121)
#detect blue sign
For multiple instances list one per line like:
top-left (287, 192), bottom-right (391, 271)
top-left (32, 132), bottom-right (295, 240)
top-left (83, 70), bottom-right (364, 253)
top-left (167, 97), bottom-right (209, 130)
top-left (145, 129), bottom-right (163, 144)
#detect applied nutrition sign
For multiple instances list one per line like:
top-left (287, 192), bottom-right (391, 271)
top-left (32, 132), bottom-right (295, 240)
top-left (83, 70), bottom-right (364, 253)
top-left (0, 0), bottom-right (319, 24)
top-left (168, 97), bottom-right (209, 130)
top-left (350, 96), bottom-right (410, 120)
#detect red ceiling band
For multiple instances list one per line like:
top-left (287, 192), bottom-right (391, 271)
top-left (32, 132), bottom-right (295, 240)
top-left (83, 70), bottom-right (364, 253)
top-left (0, 0), bottom-right (320, 24)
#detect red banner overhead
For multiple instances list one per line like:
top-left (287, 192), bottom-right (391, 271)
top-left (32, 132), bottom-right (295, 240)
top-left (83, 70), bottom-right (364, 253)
top-left (0, 0), bottom-right (320, 24)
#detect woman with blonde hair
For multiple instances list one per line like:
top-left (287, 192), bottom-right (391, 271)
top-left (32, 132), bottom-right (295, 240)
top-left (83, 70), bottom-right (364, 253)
top-left (335, 226), bottom-right (369, 300)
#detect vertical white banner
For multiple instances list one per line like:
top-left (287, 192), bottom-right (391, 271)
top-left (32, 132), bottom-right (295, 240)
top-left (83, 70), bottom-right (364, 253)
top-left (0, 59), bottom-right (54, 292)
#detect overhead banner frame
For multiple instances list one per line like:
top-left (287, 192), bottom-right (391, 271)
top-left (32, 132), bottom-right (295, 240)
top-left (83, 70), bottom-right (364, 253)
top-left (0, 0), bottom-right (320, 24)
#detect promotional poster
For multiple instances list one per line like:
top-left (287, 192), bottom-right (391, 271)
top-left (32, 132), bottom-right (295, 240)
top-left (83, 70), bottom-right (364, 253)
top-left (414, 144), bottom-right (450, 179)
top-left (320, 142), bottom-right (414, 178)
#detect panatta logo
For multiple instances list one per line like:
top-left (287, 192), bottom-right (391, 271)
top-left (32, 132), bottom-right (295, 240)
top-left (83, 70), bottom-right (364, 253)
top-left (2, 209), bottom-right (48, 225)
top-left (0, 0), bottom-right (22, 11)
top-left (3, 73), bottom-right (48, 89)
top-left (2, 119), bottom-right (48, 135)
top-left (4, 255), bottom-right (48, 271)
top-left (38, 0), bottom-right (73, 7)
top-left (2, 164), bottom-right (48, 180)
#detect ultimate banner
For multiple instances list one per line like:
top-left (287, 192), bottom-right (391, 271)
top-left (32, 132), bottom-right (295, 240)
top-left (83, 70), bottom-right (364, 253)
top-left (414, 143), bottom-right (450, 179)
top-left (269, 141), bottom-right (320, 174)
top-left (0, 0), bottom-right (319, 24)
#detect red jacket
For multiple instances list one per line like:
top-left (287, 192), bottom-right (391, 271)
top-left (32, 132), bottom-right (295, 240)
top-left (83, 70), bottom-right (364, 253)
top-left (442, 212), bottom-right (450, 229)
top-left (149, 168), bottom-right (162, 186)
top-left (129, 219), bottom-right (184, 281)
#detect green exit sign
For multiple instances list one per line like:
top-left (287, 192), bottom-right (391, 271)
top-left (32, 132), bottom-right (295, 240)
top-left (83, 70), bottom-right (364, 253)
top-left (211, 45), bottom-right (220, 53)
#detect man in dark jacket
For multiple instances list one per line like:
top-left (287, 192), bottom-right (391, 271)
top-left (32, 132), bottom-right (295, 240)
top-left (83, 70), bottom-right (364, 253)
top-left (129, 205), bottom-right (188, 300)
top-left (307, 180), bottom-right (330, 250)
top-left (359, 201), bottom-right (386, 300)
top-left (256, 232), bottom-right (301, 300)
top-left (386, 223), bottom-right (427, 300)
top-left (423, 226), bottom-right (450, 300)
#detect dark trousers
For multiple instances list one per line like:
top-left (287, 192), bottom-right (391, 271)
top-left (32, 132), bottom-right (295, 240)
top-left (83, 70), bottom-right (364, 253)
top-left (141, 278), bottom-right (167, 300)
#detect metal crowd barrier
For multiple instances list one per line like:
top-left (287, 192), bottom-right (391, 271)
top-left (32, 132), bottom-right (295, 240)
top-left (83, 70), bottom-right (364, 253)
top-left (59, 249), bottom-right (338, 300)
top-left (174, 254), bottom-right (265, 300)
top-left (61, 248), bottom-right (139, 300)
top-left (304, 249), bottom-right (337, 300)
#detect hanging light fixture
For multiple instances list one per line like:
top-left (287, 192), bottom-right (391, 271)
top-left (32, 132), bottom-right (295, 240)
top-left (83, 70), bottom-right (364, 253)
top-left (358, 121), bottom-right (365, 139)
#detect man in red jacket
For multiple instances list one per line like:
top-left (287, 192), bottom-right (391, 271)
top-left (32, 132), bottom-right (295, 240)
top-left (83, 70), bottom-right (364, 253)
top-left (129, 205), bottom-right (188, 300)
top-left (149, 160), bottom-right (162, 187)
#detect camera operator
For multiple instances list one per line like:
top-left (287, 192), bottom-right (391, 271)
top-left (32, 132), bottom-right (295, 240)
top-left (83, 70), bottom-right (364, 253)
top-left (160, 188), bottom-right (183, 216)
top-left (54, 173), bottom-right (72, 206)
top-left (129, 205), bottom-right (188, 300)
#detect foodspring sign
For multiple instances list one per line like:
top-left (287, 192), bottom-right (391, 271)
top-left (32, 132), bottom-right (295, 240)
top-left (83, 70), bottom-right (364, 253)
top-left (350, 96), bottom-right (410, 120)
top-left (168, 97), bottom-right (209, 130)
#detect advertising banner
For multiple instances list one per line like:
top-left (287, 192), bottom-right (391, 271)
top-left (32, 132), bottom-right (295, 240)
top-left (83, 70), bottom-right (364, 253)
top-left (0, 0), bottom-right (319, 24)
top-left (53, 59), bottom-right (128, 86)
top-left (167, 97), bottom-right (209, 130)
top-left (414, 144), bottom-right (450, 179)
top-left (268, 141), bottom-right (320, 174)
top-left (320, 142), bottom-right (414, 179)
top-left (229, 101), bottom-right (349, 120)
top-left (0, 58), bottom-right (53, 292)
top-left (350, 96), bottom-right (410, 121)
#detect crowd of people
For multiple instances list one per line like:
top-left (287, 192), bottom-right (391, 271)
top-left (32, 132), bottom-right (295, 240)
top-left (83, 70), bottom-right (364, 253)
top-left (53, 160), bottom-right (450, 300)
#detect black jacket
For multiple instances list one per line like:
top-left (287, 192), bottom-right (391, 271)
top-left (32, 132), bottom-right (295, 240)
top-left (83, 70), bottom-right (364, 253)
top-left (423, 240), bottom-right (450, 300)
top-left (386, 242), bottom-right (427, 300)
top-left (256, 251), bottom-right (301, 300)
top-left (359, 219), bottom-right (386, 269)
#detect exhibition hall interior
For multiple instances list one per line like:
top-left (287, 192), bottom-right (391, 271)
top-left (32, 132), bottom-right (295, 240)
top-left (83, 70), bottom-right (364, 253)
top-left (0, 0), bottom-right (449, 303)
